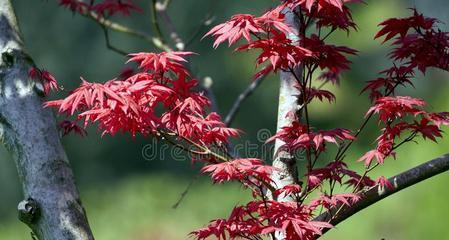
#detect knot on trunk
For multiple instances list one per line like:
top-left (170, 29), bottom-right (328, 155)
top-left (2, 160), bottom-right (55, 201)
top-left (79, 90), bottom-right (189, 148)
top-left (18, 198), bottom-right (40, 225)
top-left (1, 48), bottom-right (14, 67)
top-left (1, 48), bottom-right (33, 69)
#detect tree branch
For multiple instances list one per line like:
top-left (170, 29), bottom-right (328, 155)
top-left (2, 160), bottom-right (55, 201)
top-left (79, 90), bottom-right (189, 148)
top-left (150, 0), bottom-right (169, 49)
top-left (153, 0), bottom-right (185, 50)
top-left (225, 75), bottom-right (267, 127)
top-left (315, 154), bottom-right (449, 237)
top-left (0, 1), bottom-right (93, 239)
top-left (101, 26), bottom-right (128, 56)
top-left (73, 0), bottom-right (171, 51)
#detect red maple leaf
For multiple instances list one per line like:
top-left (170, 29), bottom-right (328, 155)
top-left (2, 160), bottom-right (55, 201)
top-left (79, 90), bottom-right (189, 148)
top-left (238, 31), bottom-right (312, 77)
top-left (92, 0), bottom-right (142, 17)
top-left (375, 9), bottom-right (436, 43)
top-left (127, 51), bottom-right (194, 76)
top-left (204, 14), bottom-right (264, 48)
top-left (59, 120), bottom-right (87, 137)
top-left (284, 0), bottom-right (362, 12)
top-left (305, 87), bottom-right (336, 103)
top-left (29, 67), bottom-right (59, 95)
top-left (58, 0), bottom-right (88, 14)
top-left (303, 34), bottom-right (357, 75)
top-left (201, 158), bottom-right (274, 184)
top-left (358, 150), bottom-right (385, 166)
top-left (375, 176), bottom-right (394, 190)
top-left (367, 96), bottom-right (426, 122)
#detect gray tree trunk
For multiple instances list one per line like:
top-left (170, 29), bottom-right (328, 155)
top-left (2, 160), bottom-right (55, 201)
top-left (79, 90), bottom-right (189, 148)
top-left (0, 0), bottom-right (94, 239)
top-left (271, 8), bottom-right (302, 201)
top-left (271, 70), bottom-right (302, 197)
top-left (270, 9), bottom-right (302, 240)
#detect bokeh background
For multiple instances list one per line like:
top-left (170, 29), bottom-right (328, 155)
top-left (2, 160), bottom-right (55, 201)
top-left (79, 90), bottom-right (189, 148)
top-left (1, 0), bottom-right (449, 239)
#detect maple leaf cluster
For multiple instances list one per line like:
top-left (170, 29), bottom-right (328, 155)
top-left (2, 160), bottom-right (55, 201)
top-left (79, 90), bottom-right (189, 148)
top-left (58, 0), bottom-right (141, 17)
top-left (204, 1), bottom-right (358, 81)
top-left (359, 96), bottom-right (449, 166)
top-left (363, 9), bottom-right (449, 101)
top-left (192, 2), bottom-right (449, 240)
top-left (359, 9), bottom-right (449, 167)
top-left (192, 200), bottom-right (334, 240)
top-left (193, 1), bottom-right (366, 239)
top-left (376, 9), bottom-right (449, 73)
top-left (48, 0), bottom-right (449, 239)
top-left (202, 158), bottom-right (273, 185)
top-left (29, 67), bottom-right (59, 95)
top-left (46, 51), bottom-right (240, 158)
top-left (267, 121), bottom-right (354, 152)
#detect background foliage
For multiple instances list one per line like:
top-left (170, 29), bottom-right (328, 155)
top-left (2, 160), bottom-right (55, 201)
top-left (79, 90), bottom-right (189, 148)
top-left (0, 0), bottom-right (448, 239)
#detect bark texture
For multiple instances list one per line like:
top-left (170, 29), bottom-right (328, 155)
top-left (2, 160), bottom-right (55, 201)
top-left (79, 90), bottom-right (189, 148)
top-left (271, 70), bottom-right (301, 195)
top-left (0, 1), bottom-right (94, 239)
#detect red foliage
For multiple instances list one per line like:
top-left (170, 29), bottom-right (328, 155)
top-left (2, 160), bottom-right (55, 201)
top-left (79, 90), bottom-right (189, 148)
top-left (29, 67), bottom-right (59, 95)
top-left (309, 193), bottom-right (360, 210)
top-left (312, 5), bottom-right (357, 31)
top-left (303, 34), bottom-right (357, 75)
top-left (284, 0), bottom-right (362, 12)
top-left (45, 52), bottom-right (234, 142)
top-left (375, 176), bottom-right (394, 190)
top-left (358, 149), bottom-right (386, 166)
top-left (367, 96), bottom-right (426, 122)
top-left (201, 158), bottom-right (274, 184)
top-left (359, 95), bottom-right (449, 166)
top-left (273, 184), bottom-right (302, 199)
top-left (375, 9), bottom-right (449, 73)
top-left (204, 14), bottom-right (264, 48)
top-left (237, 31), bottom-right (312, 77)
top-left (59, 0), bottom-right (141, 16)
top-left (59, 120), bottom-right (87, 137)
top-left (191, 200), bottom-right (332, 240)
top-left (91, 0), bottom-right (141, 17)
top-left (375, 9), bottom-right (437, 42)
top-left (51, 1), bottom-right (449, 239)
top-left (305, 87), bottom-right (336, 103)
top-left (127, 51), bottom-right (194, 76)
top-left (267, 121), bottom-right (354, 152)
top-left (59, 0), bottom-right (88, 14)
top-left (59, 0), bottom-right (142, 18)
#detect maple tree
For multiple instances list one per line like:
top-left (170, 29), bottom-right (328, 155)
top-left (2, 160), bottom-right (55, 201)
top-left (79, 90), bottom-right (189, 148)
top-left (2, 0), bottom-right (449, 239)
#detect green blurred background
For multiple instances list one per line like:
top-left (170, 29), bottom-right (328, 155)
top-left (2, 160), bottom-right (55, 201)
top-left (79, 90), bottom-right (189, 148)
top-left (1, 0), bottom-right (449, 239)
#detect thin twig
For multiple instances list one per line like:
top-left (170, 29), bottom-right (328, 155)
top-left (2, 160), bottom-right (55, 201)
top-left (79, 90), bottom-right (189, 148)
top-left (334, 81), bottom-right (402, 162)
top-left (154, 0), bottom-right (185, 50)
top-left (185, 15), bottom-right (214, 48)
top-left (184, 0), bottom-right (218, 48)
top-left (101, 27), bottom-right (128, 56)
top-left (172, 174), bottom-right (200, 209)
top-left (150, 0), bottom-right (170, 49)
top-left (224, 75), bottom-right (267, 127)
top-left (73, 0), bottom-right (171, 51)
